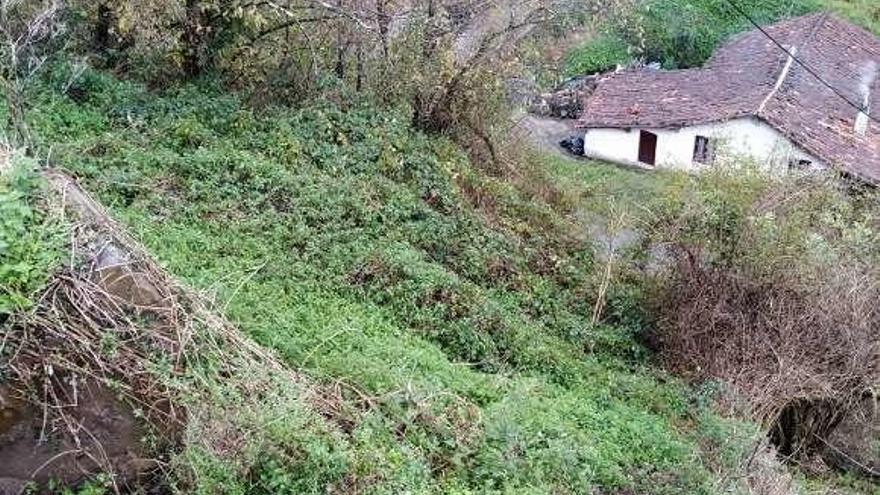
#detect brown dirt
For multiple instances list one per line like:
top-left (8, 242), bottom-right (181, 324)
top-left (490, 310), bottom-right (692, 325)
top-left (0, 170), bottom-right (176, 493)
top-left (822, 396), bottom-right (880, 477)
top-left (0, 381), bottom-right (152, 494)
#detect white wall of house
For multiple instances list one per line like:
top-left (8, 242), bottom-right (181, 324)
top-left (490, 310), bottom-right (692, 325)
top-left (582, 117), bottom-right (823, 172)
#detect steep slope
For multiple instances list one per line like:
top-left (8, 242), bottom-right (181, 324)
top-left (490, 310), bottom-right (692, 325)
top-left (1, 155), bottom-right (348, 494)
top-left (1, 69), bottom-right (794, 493)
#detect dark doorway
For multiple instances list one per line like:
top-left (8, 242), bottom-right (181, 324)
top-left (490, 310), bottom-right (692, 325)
top-left (638, 130), bottom-right (657, 166)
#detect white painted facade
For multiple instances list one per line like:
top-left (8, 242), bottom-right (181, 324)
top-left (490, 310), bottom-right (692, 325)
top-left (582, 117), bottom-right (823, 172)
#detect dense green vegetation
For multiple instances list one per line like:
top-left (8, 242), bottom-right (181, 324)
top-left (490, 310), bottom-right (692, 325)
top-left (820, 0), bottom-right (880, 34)
top-left (561, 0), bottom-right (879, 76)
top-left (10, 67), bottom-right (769, 494)
top-left (563, 34), bottom-right (631, 77)
top-left (620, 0), bottom-right (817, 68)
top-left (0, 158), bottom-right (64, 314)
top-left (3, 0), bottom-right (880, 493)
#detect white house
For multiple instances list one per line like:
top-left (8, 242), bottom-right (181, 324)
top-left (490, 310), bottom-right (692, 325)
top-left (578, 13), bottom-right (880, 183)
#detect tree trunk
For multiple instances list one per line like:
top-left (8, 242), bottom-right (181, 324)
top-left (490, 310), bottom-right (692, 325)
top-left (377, 0), bottom-right (389, 60)
top-left (182, 0), bottom-right (205, 78)
top-left (4, 84), bottom-right (32, 153)
top-left (356, 41), bottom-right (364, 91)
top-left (422, 0), bottom-right (437, 58)
top-left (335, 0), bottom-right (347, 80)
top-left (94, 3), bottom-right (113, 55)
top-left (335, 41), bottom-right (346, 79)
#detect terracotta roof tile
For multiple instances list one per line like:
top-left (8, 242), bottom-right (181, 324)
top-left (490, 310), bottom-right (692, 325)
top-left (578, 13), bottom-right (880, 182)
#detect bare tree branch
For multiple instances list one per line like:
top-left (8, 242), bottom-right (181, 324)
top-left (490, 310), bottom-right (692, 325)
top-left (0, 0), bottom-right (65, 151)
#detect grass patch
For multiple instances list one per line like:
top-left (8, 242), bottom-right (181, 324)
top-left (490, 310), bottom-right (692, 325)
top-left (563, 33), bottom-right (632, 77)
top-left (11, 66), bottom-right (769, 493)
top-left (0, 154), bottom-right (65, 315)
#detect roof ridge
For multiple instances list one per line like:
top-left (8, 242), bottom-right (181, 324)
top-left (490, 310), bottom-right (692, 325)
top-left (755, 12), bottom-right (830, 117)
top-left (803, 11), bottom-right (831, 47)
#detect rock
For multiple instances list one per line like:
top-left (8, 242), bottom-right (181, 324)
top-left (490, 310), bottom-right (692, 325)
top-left (527, 75), bottom-right (599, 119)
top-left (42, 172), bottom-right (169, 311)
top-left (505, 78), bottom-right (540, 107)
top-left (93, 243), bottom-right (166, 309)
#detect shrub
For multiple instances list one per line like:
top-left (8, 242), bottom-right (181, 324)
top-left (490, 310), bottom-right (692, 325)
top-left (609, 0), bottom-right (818, 68)
top-left (563, 33), bottom-right (632, 77)
top-left (0, 155), bottom-right (64, 315)
top-left (648, 165), bottom-right (880, 458)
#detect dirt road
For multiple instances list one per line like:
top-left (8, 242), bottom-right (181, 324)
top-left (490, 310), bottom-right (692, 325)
top-left (513, 112), bottom-right (583, 158)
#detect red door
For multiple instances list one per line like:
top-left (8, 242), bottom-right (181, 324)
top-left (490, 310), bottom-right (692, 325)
top-left (638, 130), bottom-right (657, 166)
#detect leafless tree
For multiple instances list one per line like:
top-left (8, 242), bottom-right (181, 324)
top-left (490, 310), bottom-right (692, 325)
top-left (0, 0), bottom-right (65, 151)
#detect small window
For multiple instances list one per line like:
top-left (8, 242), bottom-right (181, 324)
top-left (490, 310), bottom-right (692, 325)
top-left (788, 158), bottom-right (812, 170)
top-left (693, 136), bottom-right (715, 164)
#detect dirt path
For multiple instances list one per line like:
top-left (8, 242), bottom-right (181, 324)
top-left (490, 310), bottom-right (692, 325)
top-left (513, 112), bottom-right (584, 159)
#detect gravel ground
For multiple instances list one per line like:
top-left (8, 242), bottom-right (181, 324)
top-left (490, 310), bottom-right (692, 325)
top-left (513, 112), bottom-right (585, 159)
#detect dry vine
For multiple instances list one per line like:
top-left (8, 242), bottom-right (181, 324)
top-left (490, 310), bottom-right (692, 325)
top-left (0, 170), bottom-right (347, 491)
top-left (650, 173), bottom-right (880, 461)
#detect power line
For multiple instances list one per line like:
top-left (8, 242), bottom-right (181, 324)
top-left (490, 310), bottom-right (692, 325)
top-left (721, 0), bottom-right (880, 125)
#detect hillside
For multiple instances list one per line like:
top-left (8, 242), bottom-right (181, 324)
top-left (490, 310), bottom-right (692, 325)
top-left (6, 70), bottom-right (752, 494)
top-left (4, 64), bottom-right (875, 495)
top-left (2, 0), bottom-right (880, 494)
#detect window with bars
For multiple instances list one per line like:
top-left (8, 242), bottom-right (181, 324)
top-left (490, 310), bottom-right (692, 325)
top-left (693, 135), bottom-right (715, 164)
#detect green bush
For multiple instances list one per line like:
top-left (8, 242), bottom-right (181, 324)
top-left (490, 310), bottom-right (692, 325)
top-left (469, 379), bottom-right (704, 494)
top-left (0, 158), bottom-right (64, 314)
top-left (610, 0), bottom-right (819, 68)
top-left (563, 33), bottom-right (632, 77)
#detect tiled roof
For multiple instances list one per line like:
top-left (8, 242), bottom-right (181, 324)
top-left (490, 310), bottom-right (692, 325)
top-left (578, 14), bottom-right (880, 183)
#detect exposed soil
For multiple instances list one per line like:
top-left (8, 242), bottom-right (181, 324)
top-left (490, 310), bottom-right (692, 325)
top-left (822, 397), bottom-right (880, 477)
top-left (0, 381), bottom-right (151, 494)
top-left (0, 171), bottom-right (178, 494)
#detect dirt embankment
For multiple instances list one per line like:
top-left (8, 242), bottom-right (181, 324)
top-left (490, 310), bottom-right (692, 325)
top-left (0, 383), bottom-right (149, 493)
top-left (0, 170), bottom-right (179, 493)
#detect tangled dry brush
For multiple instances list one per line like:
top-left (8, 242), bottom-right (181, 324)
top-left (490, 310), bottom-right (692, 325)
top-left (650, 170), bottom-right (880, 459)
top-left (1, 170), bottom-right (340, 491)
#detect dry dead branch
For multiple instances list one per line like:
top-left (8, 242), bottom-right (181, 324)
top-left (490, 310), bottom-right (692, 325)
top-left (0, 170), bottom-right (342, 491)
top-left (650, 174), bottom-right (880, 463)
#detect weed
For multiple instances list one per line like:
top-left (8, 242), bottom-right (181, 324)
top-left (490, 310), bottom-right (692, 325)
top-left (12, 66), bottom-right (769, 494)
top-left (0, 154), bottom-right (65, 315)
